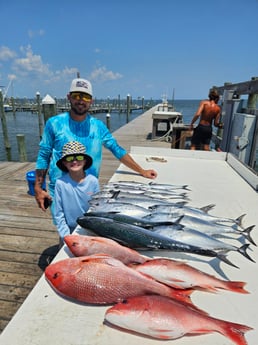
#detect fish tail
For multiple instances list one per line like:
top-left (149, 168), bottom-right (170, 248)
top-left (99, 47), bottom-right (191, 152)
top-left (219, 320), bottom-right (253, 345)
top-left (238, 243), bottom-right (255, 262)
top-left (241, 225), bottom-right (256, 246)
top-left (223, 281), bottom-right (249, 294)
top-left (216, 252), bottom-right (239, 268)
top-left (234, 214), bottom-right (246, 227)
top-left (200, 204), bottom-right (216, 213)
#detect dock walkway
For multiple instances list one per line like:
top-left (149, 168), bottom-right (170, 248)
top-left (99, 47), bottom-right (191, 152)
top-left (0, 105), bottom-right (170, 333)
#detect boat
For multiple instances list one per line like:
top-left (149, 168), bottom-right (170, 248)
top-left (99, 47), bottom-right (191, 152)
top-left (151, 95), bottom-right (183, 141)
top-left (3, 104), bottom-right (12, 112)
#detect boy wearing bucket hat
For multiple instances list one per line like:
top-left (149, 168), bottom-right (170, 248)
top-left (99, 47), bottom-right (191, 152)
top-left (35, 77), bottom-right (157, 212)
top-left (54, 141), bottom-right (99, 244)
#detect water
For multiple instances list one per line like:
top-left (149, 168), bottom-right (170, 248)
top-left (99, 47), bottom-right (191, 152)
top-left (0, 100), bottom-right (199, 162)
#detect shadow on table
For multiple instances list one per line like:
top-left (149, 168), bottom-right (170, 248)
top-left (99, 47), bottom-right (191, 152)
top-left (38, 244), bottom-right (59, 271)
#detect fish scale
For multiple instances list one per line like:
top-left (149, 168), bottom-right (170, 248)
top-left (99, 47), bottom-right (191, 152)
top-left (45, 255), bottom-right (193, 306)
top-left (105, 295), bottom-right (253, 344)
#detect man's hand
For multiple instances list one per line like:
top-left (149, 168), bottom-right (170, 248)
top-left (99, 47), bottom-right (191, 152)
top-left (35, 187), bottom-right (51, 212)
top-left (141, 169), bottom-right (157, 179)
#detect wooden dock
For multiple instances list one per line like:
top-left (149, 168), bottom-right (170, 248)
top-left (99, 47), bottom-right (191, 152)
top-left (0, 105), bottom-right (171, 333)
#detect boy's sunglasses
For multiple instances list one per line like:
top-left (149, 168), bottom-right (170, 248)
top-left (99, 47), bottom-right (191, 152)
top-left (70, 92), bottom-right (92, 102)
top-left (64, 155), bottom-right (85, 162)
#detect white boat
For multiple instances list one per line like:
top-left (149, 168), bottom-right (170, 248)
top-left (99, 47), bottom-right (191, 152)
top-left (4, 104), bottom-right (12, 112)
top-left (151, 96), bottom-right (183, 140)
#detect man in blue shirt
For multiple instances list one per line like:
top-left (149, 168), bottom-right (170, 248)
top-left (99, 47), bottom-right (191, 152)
top-left (35, 77), bottom-right (157, 211)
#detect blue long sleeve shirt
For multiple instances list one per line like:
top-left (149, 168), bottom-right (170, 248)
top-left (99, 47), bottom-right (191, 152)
top-left (36, 112), bottom-right (127, 194)
top-left (54, 173), bottom-right (99, 239)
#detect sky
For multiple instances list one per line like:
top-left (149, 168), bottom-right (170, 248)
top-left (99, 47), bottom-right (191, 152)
top-left (0, 0), bottom-right (258, 100)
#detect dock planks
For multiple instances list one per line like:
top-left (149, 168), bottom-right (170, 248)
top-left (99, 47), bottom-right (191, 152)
top-left (0, 105), bottom-right (171, 333)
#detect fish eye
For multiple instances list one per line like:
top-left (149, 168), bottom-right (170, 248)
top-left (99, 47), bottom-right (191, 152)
top-left (53, 272), bottom-right (59, 279)
top-left (72, 242), bottom-right (78, 247)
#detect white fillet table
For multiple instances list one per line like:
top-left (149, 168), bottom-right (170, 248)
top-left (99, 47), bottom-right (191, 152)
top-left (1, 147), bottom-right (258, 345)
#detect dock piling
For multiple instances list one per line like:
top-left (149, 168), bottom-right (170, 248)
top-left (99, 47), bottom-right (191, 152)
top-left (16, 134), bottom-right (28, 162)
top-left (36, 92), bottom-right (44, 140)
top-left (0, 90), bottom-right (12, 160)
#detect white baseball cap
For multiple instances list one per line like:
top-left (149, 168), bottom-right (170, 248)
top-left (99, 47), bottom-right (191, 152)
top-left (69, 78), bottom-right (93, 96)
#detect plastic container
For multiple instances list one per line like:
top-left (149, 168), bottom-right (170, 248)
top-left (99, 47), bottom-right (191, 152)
top-left (26, 170), bottom-right (46, 196)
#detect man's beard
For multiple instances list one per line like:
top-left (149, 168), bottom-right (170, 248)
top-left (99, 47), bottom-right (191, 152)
top-left (70, 104), bottom-right (87, 116)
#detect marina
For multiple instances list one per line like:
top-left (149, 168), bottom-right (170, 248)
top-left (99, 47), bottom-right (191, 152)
top-left (0, 78), bottom-right (258, 344)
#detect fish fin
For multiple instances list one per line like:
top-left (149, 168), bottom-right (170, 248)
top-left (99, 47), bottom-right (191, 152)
top-left (241, 225), bottom-right (256, 246)
top-left (80, 254), bottom-right (113, 264)
top-left (110, 190), bottom-right (120, 199)
top-left (143, 221), bottom-right (176, 229)
top-left (172, 292), bottom-right (211, 315)
top-left (238, 243), bottom-right (255, 262)
top-left (199, 204), bottom-right (216, 213)
top-left (195, 286), bottom-right (218, 293)
top-left (167, 288), bottom-right (198, 310)
top-left (173, 215), bottom-right (185, 225)
top-left (174, 201), bottom-right (188, 207)
top-left (219, 320), bottom-right (253, 345)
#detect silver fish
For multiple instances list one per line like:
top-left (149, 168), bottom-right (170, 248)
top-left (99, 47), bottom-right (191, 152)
top-left (148, 181), bottom-right (191, 190)
top-left (153, 226), bottom-right (254, 262)
top-left (89, 197), bottom-right (187, 209)
top-left (77, 216), bottom-right (239, 267)
top-left (112, 181), bottom-right (190, 191)
top-left (143, 190), bottom-right (189, 200)
top-left (90, 188), bottom-right (187, 204)
top-left (88, 201), bottom-right (151, 217)
top-left (85, 211), bottom-right (178, 228)
top-left (102, 185), bottom-right (146, 194)
top-left (150, 204), bottom-right (245, 227)
top-left (144, 213), bottom-right (256, 245)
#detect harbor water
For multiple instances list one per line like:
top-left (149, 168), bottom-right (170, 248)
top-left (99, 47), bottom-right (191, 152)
top-left (0, 100), bottom-right (199, 162)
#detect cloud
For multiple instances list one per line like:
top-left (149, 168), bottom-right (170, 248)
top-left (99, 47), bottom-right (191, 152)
top-left (0, 46), bottom-right (16, 61)
top-left (89, 66), bottom-right (123, 82)
top-left (8, 74), bottom-right (16, 80)
top-left (28, 29), bottom-right (45, 38)
top-left (13, 45), bottom-right (51, 77)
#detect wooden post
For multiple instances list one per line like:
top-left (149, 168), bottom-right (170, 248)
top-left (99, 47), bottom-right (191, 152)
top-left (16, 134), bottom-right (27, 162)
top-left (106, 113), bottom-right (110, 130)
top-left (118, 94), bottom-right (121, 113)
top-left (42, 104), bottom-right (56, 123)
top-left (0, 90), bottom-right (12, 160)
top-left (36, 92), bottom-right (44, 139)
top-left (141, 96), bottom-right (144, 113)
top-left (11, 96), bottom-right (16, 115)
top-left (126, 94), bottom-right (130, 123)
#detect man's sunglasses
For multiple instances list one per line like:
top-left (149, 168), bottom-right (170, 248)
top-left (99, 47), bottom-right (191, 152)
top-left (64, 155), bottom-right (85, 162)
top-left (70, 92), bottom-right (92, 102)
